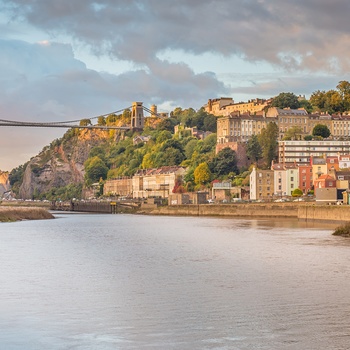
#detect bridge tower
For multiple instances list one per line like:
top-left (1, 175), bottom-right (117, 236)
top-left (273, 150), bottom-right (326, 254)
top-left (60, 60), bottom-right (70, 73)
top-left (131, 102), bottom-right (144, 130)
top-left (150, 104), bottom-right (157, 117)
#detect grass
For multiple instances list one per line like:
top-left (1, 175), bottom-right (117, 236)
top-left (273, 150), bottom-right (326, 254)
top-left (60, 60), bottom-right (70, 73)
top-left (0, 206), bottom-right (54, 222)
top-left (333, 222), bottom-right (350, 237)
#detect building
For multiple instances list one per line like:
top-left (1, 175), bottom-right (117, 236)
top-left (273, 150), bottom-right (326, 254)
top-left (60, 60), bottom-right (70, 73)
top-left (278, 140), bottom-right (350, 165)
top-left (133, 135), bottom-right (151, 145)
top-left (271, 163), bottom-right (299, 197)
top-left (205, 98), bottom-right (234, 115)
top-left (339, 155), bottom-right (350, 169)
top-left (298, 164), bottom-right (313, 194)
top-left (331, 115), bottom-right (350, 138)
top-left (205, 98), bottom-right (270, 117)
top-left (266, 107), bottom-right (308, 140)
top-left (216, 112), bottom-right (271, 143)
top-left (132, 166), bottom-right (186, 199)
top-left (103, 177), bottom-right (133, 197)
top-left (314, 174), bottom-right (337, 203)
top-left (308, 113), bottom-right (332, 134)
top-left (250, 167), bottom-right (274, 200)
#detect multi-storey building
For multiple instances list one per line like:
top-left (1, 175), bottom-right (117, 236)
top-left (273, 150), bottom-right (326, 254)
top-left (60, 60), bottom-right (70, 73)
top-left (278, 140), bottom-right (350, 165)
top-left (205, 98), bottom-right (269, 117)
top-left (216, 112), bottom-right (275, 144)
top-left (250, 167), bottom-right (274, 200)
top-left (298, 164), bottom-right (313, 194)
top-left (132, 166), bottom-right (186, 199)
top-left (104, 177), bottom-right (133, 197)
top-left (339, 154), bottom-right (350, 169)
top-left (308, 113), bottom-right (332, 134)
top-left (331, 115), bottom-right (350, 138)
top-left (266, 107), bottom-right (309, 140)
top-left (205, 97), bottom-right (234, 115)
top-left (271, 163), bottom-right (299, 197)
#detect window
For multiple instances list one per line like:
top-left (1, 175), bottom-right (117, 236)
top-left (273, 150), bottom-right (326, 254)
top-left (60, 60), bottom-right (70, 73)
top-left (278, 185), bottom-right (282, 190)
top-left (291, 184), bottom-right (294, 189)
top-left (278, 178), bottom-right (282, 183)
top-left (291, 177), bottom-right (294, 181)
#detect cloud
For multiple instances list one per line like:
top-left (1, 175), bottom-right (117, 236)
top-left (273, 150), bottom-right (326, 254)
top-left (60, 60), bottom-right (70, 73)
top-left (1, 0), bottom-right (350, 170)
top-left (3, 0), bottom-right (350, 72)
top-left (0, 38), bottom-right (227, 170)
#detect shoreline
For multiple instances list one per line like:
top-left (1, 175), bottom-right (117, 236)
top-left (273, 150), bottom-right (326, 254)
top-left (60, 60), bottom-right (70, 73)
top-left (0, 206), bottom-right (54, 222)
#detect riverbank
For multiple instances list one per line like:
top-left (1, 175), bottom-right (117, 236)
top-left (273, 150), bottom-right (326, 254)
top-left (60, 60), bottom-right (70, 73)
top-left (0, 206), bottom-right (54, 222)
top-left (140, 202), bottom-right (350, 223)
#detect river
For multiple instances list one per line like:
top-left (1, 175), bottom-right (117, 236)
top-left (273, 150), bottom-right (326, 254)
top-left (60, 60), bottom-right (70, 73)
top-left (0, 213), bottom-right (349, 349)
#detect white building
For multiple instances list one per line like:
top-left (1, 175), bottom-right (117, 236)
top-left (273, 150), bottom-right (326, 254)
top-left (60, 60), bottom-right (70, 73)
top-left (279, 140), bottom-right (350, 165)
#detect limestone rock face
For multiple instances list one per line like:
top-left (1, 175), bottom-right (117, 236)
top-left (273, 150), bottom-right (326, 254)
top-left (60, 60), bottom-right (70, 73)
top-left (19, 129), bottom-right (110, 199)
top-left (0, 171), bottom-right (10, 196)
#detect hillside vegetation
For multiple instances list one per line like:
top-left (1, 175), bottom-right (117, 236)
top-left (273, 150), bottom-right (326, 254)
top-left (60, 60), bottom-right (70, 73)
top-left (9, 107), bottom-right (242, 200)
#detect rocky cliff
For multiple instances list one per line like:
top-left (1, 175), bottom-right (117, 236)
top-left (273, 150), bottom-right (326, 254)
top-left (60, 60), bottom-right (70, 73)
top-left (19, 128), bottom-right (111, 199)
top-left (0, 171), bottom-right (10, 196)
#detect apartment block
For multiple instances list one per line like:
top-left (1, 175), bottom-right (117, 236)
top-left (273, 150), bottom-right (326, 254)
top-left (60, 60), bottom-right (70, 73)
top-left (278, 140), bottom-right (350, 165)
top-left (250, 167), bottom-right (274, 200)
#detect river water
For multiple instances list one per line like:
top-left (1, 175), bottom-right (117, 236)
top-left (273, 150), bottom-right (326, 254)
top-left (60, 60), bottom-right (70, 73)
top-left (0, 213), bottom-right (349, 349)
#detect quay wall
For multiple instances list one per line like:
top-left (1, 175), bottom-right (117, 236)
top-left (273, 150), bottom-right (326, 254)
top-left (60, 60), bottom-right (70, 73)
top-left (145, 203), bottom-right (299, 218)
top-left (59, 201), bottom-right (350, 223)
top-left (298, 205), bottom-right (350, 223)
top-left (145, 203), bottom-right (350, 223)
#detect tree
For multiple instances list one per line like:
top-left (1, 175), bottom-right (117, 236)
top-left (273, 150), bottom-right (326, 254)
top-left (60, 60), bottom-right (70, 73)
top-left (210, 147), bottom-right (238, 177)
top-left (299, 99), bottom-right (313, 113)
top-left (271, 92), bottom-right (300, 109)
top-left (310, 82), bottom-right (350, 114)
top-left (312, 124), bottom-right (331, 138)
top-left (97, 116), bottom-right (106, 126)
top-left (246, 135), bottom-right (262, 163)
top-left (292, 188), bottom-right (303, 197)
top-left (79, 118), bottom-right (92, 126)
top-left (283, 126), bottom-right (303, 140)
top-left (337, 80), bottom-right (350, 112)
top-left (258, 122), bottom-right (278, 168)
top-left (156, 130), bottom-right (172, 143)
top-left (194, 162), bottom-right (212, 186)
top-left (84, 156), bottom-right (108, 184)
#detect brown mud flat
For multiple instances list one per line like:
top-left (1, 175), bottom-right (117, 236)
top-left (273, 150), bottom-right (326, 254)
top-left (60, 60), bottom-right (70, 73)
top-left (0, 206), bottom-right (54, 222)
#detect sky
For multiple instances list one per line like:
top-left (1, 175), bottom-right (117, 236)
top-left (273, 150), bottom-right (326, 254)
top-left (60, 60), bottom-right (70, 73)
top-left (1, 0), bottom-right (350, 171)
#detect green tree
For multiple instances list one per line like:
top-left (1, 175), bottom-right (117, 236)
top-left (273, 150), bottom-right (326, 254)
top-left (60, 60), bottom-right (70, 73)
top-left (258, 122), bottom-right (278, 167)
top-left (184, 139), bottom-right (198, 159)
top-left (84, 156), bottom-right (108, 184)
top-left (336, 80), bottom-right (350, 112)
top-left (246, 135), bottom-right (262, 163)
top-left (271, 92), bottom-right (300, 109)
top-left (79, 118), bottom-right (92, 126)
top-left (97, 116), bottom-right (106, 126)
top-left (156, 130), bottom-right (172, 143)
top-left (292, 188), bottom-right (303, 197)
top-left (194, 162), bottom-right (212, 186)
top-left (210, 147), bottom-right (239, 177)
top-left (298, 99), bottom-right (313, 113)
top-left (283, 126), bottom-right (303, 140)
top-left (312, 124), bottom-right (331, 138)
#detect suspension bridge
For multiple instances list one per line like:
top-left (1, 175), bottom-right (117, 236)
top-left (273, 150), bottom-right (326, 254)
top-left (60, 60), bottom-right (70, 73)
top-left (0, 102), bottom-right (165, 131)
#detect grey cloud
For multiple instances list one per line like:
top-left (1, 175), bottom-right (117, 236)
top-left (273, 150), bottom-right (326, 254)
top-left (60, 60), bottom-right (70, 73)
top-left (3, 0), bottom-right (350, 72)
top-left (0, 38), bottom-right (227, 169)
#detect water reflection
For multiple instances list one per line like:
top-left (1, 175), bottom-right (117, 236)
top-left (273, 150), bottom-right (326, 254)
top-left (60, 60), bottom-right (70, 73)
top-left (0, 214), bottom-right (349, 349)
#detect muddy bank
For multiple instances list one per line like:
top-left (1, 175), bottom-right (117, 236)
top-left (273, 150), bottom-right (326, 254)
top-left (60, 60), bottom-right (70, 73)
top-left (0, 206), bottom-right (54, 222)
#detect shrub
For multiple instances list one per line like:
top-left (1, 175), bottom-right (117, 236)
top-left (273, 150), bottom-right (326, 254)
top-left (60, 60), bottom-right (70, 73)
top-left (333, 222), bottom-right (350, 237)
